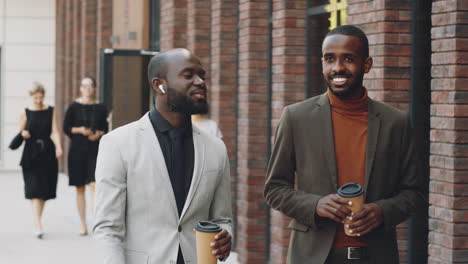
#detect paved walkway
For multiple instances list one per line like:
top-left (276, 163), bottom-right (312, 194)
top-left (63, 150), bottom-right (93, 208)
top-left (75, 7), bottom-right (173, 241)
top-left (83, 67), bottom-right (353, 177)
top-left (0, 171), bottom-right (238, 264)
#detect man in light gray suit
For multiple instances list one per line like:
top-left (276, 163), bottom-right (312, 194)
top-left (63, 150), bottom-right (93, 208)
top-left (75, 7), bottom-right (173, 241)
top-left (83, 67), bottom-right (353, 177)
top-left (93, 48), bottom-right (233, 264)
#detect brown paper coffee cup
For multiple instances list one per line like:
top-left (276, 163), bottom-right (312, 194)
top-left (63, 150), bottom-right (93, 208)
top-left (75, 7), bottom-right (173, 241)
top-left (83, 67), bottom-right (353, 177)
top-left (337, 182), bottom-right (365, 236)
top-left (195, 221), bottom-right (221, 264)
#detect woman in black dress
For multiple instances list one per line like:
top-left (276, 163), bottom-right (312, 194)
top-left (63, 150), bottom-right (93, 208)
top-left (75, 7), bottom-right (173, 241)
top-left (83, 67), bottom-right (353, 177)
top-left (63, 77), bottom-right (108, 235)
top-left (19, 83), bottom-right (62, 239)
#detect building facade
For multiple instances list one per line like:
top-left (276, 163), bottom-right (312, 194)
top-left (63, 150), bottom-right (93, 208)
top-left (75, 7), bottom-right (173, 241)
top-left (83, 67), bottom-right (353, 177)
top-left (55, 0), bottom-right (468, 263)
top-left (0, 0), bottom-right (56, 171)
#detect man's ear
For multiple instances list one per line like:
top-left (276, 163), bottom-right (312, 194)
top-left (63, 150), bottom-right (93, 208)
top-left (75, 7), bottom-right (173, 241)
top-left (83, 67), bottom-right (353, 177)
top-left (152, 78), bottom-right (163, 94)
top-left (364, 57), bottom-right (373, 73)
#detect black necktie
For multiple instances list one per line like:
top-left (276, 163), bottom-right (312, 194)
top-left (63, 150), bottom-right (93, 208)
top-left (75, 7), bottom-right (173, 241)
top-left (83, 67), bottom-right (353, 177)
top-left (169, 128), bottom-right (186, 216)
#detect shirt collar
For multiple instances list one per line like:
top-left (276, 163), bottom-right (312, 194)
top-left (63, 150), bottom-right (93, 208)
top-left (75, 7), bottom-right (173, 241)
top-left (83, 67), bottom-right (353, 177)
top-left (327, 87), bottom-right (368, 113)
top-left (149, 106), bottom-right (192, 135)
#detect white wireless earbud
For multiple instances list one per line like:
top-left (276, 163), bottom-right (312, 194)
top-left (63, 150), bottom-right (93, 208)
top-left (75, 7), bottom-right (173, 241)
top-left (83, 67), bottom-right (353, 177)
top-left (158, 84), bottom-right (166, 94)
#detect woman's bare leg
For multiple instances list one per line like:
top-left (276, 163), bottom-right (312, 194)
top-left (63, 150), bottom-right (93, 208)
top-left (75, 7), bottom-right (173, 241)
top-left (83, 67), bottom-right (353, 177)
top-left (87, 182), bottom-right (96, 217)
top-left (76, 186), bottom-right (87, 235)
top-left (32, 199), bottom-right (45, 237)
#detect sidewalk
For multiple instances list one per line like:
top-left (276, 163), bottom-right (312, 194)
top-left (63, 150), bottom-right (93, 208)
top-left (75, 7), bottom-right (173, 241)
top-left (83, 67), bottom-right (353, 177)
top-left (0, 171), bottom-right (238, 264)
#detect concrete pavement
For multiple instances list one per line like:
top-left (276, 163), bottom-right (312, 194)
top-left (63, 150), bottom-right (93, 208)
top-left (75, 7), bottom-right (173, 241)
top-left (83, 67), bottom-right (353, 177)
top-left (0, 171), bottom-right (96, 264)
top-left (0, 171), bottom-right (238, 264)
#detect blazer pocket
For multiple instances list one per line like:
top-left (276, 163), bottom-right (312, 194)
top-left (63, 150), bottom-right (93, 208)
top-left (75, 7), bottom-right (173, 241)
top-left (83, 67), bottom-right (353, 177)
top-left (288, 219), bottom-right (309, 232)
top-left (125, 250), bottom-right (149, 264)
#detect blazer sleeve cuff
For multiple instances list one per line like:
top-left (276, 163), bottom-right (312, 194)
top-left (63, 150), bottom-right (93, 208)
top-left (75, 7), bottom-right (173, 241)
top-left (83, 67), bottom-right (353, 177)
top-left (373, 199), bottom-right (394, 232)
top-left (219, 223), bottom-right (233, 239)
top-left (295, 194), bottom-right (323, 230)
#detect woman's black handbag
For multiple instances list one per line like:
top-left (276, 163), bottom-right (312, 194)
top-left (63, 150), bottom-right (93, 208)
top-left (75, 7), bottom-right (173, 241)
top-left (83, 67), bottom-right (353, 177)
top-left (8, 133), bottom-right (24, 150)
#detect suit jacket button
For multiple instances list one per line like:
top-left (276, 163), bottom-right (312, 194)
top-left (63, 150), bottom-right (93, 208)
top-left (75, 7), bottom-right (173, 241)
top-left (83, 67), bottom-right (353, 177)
top-left (178, 226), bottom-right (182, 232)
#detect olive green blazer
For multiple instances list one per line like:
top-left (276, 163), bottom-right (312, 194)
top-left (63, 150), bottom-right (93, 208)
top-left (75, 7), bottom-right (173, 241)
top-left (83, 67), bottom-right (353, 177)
top-left (264, 93), bottom-right (425, 264)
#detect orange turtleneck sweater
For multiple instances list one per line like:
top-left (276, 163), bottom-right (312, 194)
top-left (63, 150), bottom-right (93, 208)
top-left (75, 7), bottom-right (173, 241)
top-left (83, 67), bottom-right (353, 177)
top-left (327, 88), bottom-right (369, 248)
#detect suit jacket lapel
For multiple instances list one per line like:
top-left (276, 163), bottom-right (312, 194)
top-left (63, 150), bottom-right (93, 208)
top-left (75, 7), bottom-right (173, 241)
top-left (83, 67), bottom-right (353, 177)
top-left (139, 114), bottom-right (179, 219)
top-left (179, 126), bottom-right (204, 221)
top-left (318, 94), bottom-right (338, 190)
top-left (365, 99), bottom-right (381, 193)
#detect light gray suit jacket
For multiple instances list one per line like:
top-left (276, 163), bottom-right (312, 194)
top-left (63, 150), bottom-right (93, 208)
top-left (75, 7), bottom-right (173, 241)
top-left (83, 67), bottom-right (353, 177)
top-left (264, 93), bottom-right (425, 264)
top-left (93, 113), bottom-right (233, 264)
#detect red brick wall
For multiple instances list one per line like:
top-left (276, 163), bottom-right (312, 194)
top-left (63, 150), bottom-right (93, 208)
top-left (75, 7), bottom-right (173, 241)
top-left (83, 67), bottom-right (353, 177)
top-left (160, 0), bottom-right (187, 51)
top-left (187, 0), bottom-right (211, 68)
top-left (63, 0), bottom-right (73, 107)
top-left (429, 1), bottom-right (468, 263)
top-left (348, 0), bottom-right (412, 111)
top-left (236, 0), bottom-right (270, 263)
top-left (56, 0), bottom-right (112, 108)
top-left (96, 0), bottom-right (113, 91)
top-left (81, 0), bottom-right (97, 80)
top-left (72, 0), bottom-right (82, 98)
top-left (269, 1), bottom-right (307, 263)
top-left (187, 0), bottom-right (211, 104)
top-left (56, 0), bottom-right (113, 169)
top-left (348, 0), bottom-right (412, 262)
top-left (55, 0), bottom-right (65, 168)
top-left (210, 0), bottom-right (238, 250)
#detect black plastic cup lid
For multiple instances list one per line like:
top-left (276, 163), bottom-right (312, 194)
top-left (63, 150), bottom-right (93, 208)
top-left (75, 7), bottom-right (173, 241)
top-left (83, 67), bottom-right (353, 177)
top-left (195, 221), bottom-right (221, 233)
top-left (337, 182), bottom-right (364, 198)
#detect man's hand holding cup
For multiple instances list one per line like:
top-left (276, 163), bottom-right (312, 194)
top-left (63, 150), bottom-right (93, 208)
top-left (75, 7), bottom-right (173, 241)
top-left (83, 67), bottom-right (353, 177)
top-left (210, 229), bottom-right (232, 260)
top-left (316, 193), bottom-right (353, 223)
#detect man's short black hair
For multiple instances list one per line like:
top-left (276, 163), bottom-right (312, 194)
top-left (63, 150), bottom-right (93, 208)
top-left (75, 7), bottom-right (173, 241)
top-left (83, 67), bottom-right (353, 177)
top-left (147, 52), bottom-right (167, 86)
top-left (325, 25), bottom-right (369, 57)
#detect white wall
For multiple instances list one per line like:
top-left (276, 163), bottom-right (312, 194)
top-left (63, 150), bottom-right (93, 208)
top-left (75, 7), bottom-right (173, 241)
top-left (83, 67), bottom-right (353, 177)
top-left (0, 0), bottom-right (55, 171)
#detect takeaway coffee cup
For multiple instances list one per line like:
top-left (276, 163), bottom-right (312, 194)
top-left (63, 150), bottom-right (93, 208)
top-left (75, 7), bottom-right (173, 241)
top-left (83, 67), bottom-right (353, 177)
top-left (337, 182), bottom-right (365, 236)
top-left (195, 221), bottom-right (222, 264)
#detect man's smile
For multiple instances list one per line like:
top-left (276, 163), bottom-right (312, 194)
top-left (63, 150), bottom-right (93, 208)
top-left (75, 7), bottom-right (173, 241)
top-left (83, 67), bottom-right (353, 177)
top-left (191, 89), bottom-right (206, 99)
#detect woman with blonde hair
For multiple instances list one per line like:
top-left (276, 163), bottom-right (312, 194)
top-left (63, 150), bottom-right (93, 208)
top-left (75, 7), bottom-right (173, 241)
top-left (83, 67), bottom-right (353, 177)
top-left (18, 82), bottom-right (62, 239)
top-left (63, 77), bottom-right (108, 236)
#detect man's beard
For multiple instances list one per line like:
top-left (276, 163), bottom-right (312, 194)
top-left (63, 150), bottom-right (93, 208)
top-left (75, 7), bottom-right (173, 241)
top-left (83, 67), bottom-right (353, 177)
top-left (167, 88), bottom-right (209, 115)
top-left (325, 72), bottom-right (364, 99)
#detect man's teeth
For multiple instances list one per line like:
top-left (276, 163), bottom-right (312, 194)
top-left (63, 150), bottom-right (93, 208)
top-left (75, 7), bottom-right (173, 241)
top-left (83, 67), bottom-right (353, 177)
top-left (333, 77), bottom-right (347, 82)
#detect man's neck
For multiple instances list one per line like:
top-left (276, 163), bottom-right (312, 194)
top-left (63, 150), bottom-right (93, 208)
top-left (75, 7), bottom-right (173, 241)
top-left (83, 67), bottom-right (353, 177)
top-left (157, 107), bottom-right (190, 128)
top-left (333, 86), bottom-right (365, 100)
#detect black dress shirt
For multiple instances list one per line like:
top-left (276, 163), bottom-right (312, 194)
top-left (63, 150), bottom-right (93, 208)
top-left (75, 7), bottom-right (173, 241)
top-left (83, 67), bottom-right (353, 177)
top-left (149, 107), bottom-right (194, 215)
top-left (149, 107), bottom-right (194, 264)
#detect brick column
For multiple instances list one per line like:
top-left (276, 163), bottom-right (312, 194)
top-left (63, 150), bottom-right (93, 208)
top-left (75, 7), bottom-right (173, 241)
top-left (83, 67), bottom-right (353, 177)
top-left (64, 0), bottom-right (74, 105)
top-left (269, 1), bottom-right (307, 263)
top-left (96, 0), bottom-right (112, 92)
top-left (429, 1), bottom-right (468, 263)
top-left (72, 0), bottom-right (82, 98)
top-left (348, 0), bottom-right (412, 111)
top-left (56, 0), bottom-right (66, 169)
top-left (56, 0), bottom-right (65, 123)
top-left (160, 0), bottom-right (187, 50)
top-left (348, 1), bottom-right (412, 262)
top-left (187, 0), bottom-right (211, 67)
top-left (210, 0), bottom-right (238, 246)
top-left (81, 0), bottom-right (97, 78)
top-left (60, 0), bottom-right (75, 173)
top-left (187, 0), bottom-right (211, 105)
top-left (237, 0), bottom-right (269, 263)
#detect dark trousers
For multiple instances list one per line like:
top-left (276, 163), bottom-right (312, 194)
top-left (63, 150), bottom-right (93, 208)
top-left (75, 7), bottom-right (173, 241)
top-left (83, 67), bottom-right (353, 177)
top-left (177, 247), bottom-right (185, 264)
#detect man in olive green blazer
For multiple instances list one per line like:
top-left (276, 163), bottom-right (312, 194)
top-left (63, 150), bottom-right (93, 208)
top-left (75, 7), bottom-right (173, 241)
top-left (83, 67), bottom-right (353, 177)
top-left (264, 26), bottom-right (425, 264)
